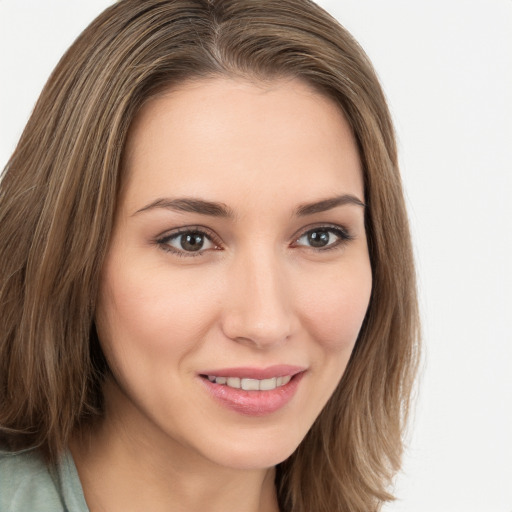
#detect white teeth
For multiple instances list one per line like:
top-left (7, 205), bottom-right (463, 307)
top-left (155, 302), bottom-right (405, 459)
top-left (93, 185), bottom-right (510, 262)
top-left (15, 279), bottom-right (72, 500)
top-left (206, 375), bottom-right (292, 390)
top-left (241, 378), bottom-right (260, 391)
top-left (226, 377), bottom-right (241, 388)
top-left (259, 377), bottom-right (277, 391)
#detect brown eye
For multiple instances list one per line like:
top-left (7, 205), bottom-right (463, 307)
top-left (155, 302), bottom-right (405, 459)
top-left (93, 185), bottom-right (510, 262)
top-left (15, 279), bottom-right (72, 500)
top-left (180, 232), bottom-right (206, 252)
top-left (159, 229), bottom-right (218, 255)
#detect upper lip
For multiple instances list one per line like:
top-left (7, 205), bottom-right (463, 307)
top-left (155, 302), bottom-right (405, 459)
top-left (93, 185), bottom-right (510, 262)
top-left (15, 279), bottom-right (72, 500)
top-left (199, 365), bottom-right (306, 380)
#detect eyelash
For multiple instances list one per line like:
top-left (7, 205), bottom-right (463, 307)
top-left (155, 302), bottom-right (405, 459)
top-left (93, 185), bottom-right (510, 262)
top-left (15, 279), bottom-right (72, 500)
top-left (156, 226), bottom-right (222, 258)
top-left (155, 224), bottom-right (353, 257)
top-left (292, 224), bottom-right (354, 251)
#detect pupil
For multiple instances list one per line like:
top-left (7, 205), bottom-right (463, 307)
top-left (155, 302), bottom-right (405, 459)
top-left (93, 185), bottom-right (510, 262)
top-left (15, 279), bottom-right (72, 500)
top-left (181, 233), bottom-right (204, 251)
top-left (308, 230), bottom-right (330, 248)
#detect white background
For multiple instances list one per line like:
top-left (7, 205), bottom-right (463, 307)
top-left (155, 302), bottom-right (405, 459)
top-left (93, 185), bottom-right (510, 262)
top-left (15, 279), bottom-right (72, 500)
top-left (1, 1), bottom-right (511, 511)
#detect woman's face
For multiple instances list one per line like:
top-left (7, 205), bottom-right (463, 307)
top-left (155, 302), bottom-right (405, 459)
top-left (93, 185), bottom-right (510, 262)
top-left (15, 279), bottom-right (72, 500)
top-left (96, 77), bottom-right (372, 470)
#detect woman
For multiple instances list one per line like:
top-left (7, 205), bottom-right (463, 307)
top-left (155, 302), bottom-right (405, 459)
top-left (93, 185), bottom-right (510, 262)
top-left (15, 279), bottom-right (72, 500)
top-left (0, 0), bottom-right (420, 511)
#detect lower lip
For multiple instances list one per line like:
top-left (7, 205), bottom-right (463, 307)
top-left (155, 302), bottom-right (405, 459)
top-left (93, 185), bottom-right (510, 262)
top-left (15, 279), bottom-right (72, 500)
top-left (200, 373), bottom-right (304, 416)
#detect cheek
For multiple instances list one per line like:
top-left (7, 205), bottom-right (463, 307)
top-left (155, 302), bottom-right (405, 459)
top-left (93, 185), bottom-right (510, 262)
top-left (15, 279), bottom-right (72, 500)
top-left (298, 259), bottom-right (372, 352)
top-left (95, 258), bottom-right (220, 364)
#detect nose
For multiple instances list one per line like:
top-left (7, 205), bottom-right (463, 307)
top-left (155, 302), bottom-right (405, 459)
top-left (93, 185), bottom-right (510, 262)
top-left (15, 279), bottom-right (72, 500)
top-left (220, 248), bottom-right (295, 349)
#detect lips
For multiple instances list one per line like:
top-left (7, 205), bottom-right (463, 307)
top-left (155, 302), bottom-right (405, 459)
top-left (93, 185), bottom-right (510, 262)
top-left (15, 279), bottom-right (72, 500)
top-left (199, 365), bottom-right (306, 416)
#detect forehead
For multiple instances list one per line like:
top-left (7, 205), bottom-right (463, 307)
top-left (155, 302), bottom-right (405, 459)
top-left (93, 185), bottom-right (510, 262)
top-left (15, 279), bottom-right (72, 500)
top-left (121, 77), bottom-right (363, 211)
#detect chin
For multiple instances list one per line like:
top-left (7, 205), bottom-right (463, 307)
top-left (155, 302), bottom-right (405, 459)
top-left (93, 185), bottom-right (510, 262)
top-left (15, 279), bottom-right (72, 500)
top-left (194, 427), bottom-right (305, 471)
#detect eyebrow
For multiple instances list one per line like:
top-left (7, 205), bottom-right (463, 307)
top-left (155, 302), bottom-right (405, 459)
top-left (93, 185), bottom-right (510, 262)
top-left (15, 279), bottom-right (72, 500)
top-left (295, 194), bottom-right (366, 216)
top-left (133, 197), bottom-right (234, 218)
top-left (133, 193), bottom-right (365, 218)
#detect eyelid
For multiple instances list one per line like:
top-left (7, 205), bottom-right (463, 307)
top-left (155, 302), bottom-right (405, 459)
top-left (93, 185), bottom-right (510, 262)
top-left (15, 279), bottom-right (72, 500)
top-left (290, 223), bottom-right (354, 250)
top-left (155, 225), bottom-right (223, 256)
top-left (154, 222), bottom-right (354, 257)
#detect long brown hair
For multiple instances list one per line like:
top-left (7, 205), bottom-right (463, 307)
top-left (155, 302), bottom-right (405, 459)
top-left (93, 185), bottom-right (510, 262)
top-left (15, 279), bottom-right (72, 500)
top-left (0, 1), bottom-right (420, 510)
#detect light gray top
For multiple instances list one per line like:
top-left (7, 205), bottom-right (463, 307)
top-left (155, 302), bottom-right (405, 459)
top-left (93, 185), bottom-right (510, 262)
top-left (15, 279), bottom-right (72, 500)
top-left (0, 448), bottom-right (88, 512)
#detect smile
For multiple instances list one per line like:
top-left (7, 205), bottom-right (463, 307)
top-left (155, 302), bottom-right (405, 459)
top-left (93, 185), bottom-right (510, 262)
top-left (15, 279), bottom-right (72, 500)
top-left (199, 365), bottom-right (306, 415)
top-left (205, 375), bottom-right (292, 391)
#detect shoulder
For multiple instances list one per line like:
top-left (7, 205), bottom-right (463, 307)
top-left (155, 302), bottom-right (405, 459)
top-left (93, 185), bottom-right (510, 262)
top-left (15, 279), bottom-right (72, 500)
top-left (0, 449), bottom-right (67, 511)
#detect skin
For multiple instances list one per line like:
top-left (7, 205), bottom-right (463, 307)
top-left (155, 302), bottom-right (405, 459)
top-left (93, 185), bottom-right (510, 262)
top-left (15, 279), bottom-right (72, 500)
top-left (71, 77), bottom-right (372, 512)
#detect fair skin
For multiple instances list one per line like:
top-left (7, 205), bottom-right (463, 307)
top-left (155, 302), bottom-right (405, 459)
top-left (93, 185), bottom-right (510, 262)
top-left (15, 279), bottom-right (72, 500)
top-left (71, 77), bottom-right (372, 512)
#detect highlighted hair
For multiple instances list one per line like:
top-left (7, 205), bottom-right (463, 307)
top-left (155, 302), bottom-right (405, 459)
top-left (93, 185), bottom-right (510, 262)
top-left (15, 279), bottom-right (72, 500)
top-left (0, 1), bottom-right (420, 510)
